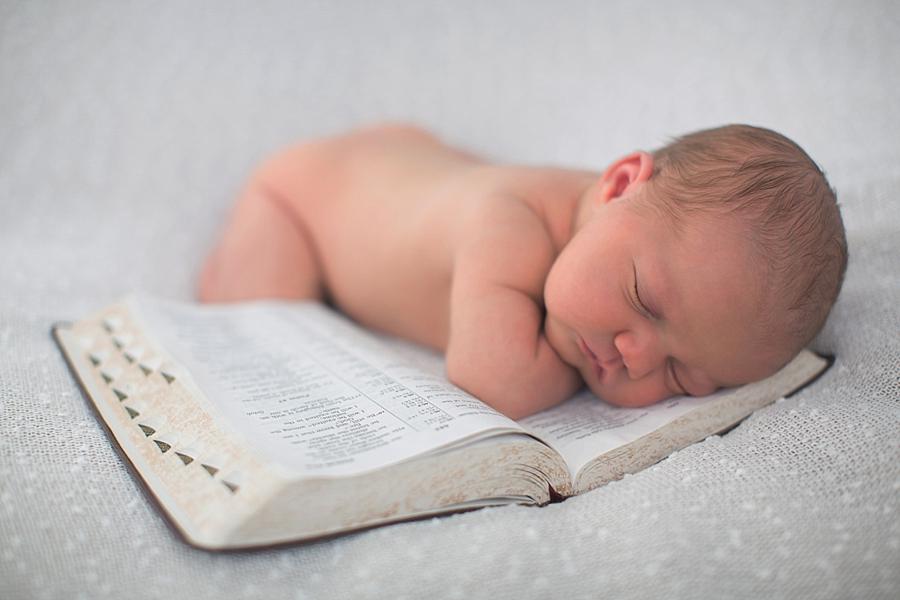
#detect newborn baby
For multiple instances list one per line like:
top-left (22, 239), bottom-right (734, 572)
top-left (197, 123), bottom-right (847, 419)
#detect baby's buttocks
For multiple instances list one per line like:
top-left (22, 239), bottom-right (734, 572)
top-left (299, 129), bottom-right (483, 349)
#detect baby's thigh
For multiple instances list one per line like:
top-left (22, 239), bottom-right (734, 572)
top-left (197, 180), bottom-right (324, 302)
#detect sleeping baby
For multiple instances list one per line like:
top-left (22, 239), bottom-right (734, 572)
top-left (197, 123), bottom-right (847, 419)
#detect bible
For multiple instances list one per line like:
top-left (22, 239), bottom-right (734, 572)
top-left (52, 295), bottom-right (830, 550)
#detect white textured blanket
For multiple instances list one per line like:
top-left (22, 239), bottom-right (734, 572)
top-left (1, 1), bottom-right (897, 598)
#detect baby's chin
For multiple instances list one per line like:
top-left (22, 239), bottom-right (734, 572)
top-left (579, 367), bottom-right (672, 409)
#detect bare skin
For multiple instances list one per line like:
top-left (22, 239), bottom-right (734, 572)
top-left (198, 123), bottom-right (786, 419)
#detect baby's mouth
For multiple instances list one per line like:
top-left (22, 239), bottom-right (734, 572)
top-left (578, 336), bottom-right (617, 384)
top-left (578, 336), bottom-right (597, 362)
top-left (593, 362), bottom-right (608, 384)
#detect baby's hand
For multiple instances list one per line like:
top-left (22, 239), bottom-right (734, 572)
top-left (446, 283), bottom-right (581, 419)
top-left (445, 200), bottom-right (581, 419)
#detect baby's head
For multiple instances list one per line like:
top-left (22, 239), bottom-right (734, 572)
top-left (645, 124), bottom-right (848, 352)
top-left (544, 124), bottom-right (847, 407)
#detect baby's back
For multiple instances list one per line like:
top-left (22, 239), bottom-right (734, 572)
top-left (254, 124), bottom-right (595, 349)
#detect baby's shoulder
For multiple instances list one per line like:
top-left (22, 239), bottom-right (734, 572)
top-left (451, 192), bottom-right (557, 297)
top-left (443, 164), bottom-right (593, 290)
top-left (465, 164), bottom-right (592, 242)
top-left (457, 188), bottom-right (553, 246)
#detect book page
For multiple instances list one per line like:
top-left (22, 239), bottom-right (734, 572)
top-left (519, 351), bottom-right (825, 478)
top-left (128, 296), bottom-right (523, 477)
top-left (519, 389), bottom-right (732, 477)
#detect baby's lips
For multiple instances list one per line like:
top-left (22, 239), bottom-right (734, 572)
top-left (580, 335), bottom-right (621, 365)
top-left (593, 361), bottom-right (608, 384)
top-left (578, 336), bottom-right (597, 361)
top-left (598, 355), bottom-right (624, 369)
top-left (578, 336), bottom-right (623, 384)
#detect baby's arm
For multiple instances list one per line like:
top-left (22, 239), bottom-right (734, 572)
top-left (446, 200), bottom-right (582, 420)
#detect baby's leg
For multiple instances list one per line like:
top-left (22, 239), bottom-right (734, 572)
top-left (197, 170), bottom-right (324, 303)
top-left (198, 122), bottom-right (463, 303)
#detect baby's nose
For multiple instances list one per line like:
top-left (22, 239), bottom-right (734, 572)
top-left (614, 331), bottom-right (663, 379)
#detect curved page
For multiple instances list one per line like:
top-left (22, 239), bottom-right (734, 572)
top-left (129, 295), bottom-right (523, 478)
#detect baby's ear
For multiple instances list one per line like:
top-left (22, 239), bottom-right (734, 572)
top-left (596, 151), bottom-right (654, 205)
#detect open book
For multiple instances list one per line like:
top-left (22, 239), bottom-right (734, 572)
top-left (53, 295), bottom-right (829, 550)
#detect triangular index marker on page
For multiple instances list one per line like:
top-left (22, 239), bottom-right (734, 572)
top-left (138, 424), bottom-right (156, 437)
top-left (221, 471), bottom-right (243, 494)
top-left (201, 464), bottom-right (219, 477)
top-left (138, 357), bottom-right (161, 376)
top-left (125, 406), bottom-right (139, 419)
top-left (123, 346), bottom-right (145, 363)
top-left (102, 316), bottom-right (123, 332)
top-left (175, 452), bottom-right (194, 465)
top-left (113, 388), bottom-right (128, 402)
top-left (111, 333), bottom-right (133, 349)
top-left (100, 366), bottom-right (120, 385)
top-left (154, 440), bottom-right (171, 453)
top-left (161, 372), bottom-right (175, 384)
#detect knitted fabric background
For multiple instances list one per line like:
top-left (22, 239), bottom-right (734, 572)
top-left (1, 1), bottom-right (898, 598)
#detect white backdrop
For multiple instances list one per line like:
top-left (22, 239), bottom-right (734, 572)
top-left (1, 1), bottom-right (898, 598)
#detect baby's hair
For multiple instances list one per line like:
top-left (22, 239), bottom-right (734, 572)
top-left (643, 124), bottom-right (848, 353)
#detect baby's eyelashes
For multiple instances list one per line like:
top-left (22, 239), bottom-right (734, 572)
top-left (631, 262), bottom-right (659, 320)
